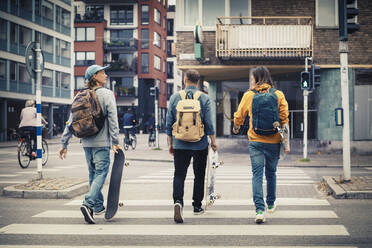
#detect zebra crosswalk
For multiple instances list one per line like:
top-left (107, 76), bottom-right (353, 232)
top-left (0, 166), bottom-right (354, 247)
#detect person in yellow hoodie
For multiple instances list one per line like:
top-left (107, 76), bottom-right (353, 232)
top-left (233, 66), bottom-right (290, 224)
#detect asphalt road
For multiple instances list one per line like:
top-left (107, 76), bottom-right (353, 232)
top-left (0, 140), bottom-right (372, 247)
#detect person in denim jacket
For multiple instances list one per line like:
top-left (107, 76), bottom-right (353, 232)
top-left (166, 69), bottom-right (217, 223)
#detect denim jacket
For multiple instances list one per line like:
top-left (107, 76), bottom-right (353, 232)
top-left (166, 86), bottom-right (215, 150)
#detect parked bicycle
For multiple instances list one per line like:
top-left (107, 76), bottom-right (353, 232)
top-left (17, 130), bottom-right (48, 169)
top-left (123, 125), bottom-right (137, 150)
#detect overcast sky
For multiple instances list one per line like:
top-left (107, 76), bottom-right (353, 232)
top-left (169, 0), bottom-right (175, 5)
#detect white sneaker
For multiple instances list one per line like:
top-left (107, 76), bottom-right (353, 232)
top-left (255, 210), bottom-right (265, 224)
top-left (174, 202), bottom-right (184, 223)
top-left (267, 204), bottom-right (276, 213)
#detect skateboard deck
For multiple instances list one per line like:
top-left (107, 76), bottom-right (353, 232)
top-left (273, 121), bottom-right (290, 157)
top-left (105, 149), bottom-right (125, 220)
top-left (205, 148), bottom-right (223, 210)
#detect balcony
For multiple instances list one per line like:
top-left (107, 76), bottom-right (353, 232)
top-left (115, 87), bottom-right (136, 98)
top-left (105, 60), bottom-right (137, 74)
top-left (104, 38), bottom-right (138, 51)
top-left (216, 16), bottom-right (313, 59)
top-left (74, 13), bottom-right (105, 23)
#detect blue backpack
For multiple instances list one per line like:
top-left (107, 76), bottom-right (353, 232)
top-left (251, 88), bottom-right (280, 135)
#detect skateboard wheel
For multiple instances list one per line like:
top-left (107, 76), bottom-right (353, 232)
top-left (118, 202), bottom-right (124, 207)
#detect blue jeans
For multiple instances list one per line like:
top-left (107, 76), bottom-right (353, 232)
top-left (249, 141), bottom-right (280, 212)
top-left (83, 147), bottom-right (110, 212)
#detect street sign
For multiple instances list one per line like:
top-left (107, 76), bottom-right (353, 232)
top-left (25, 42), bottom-right (44, 79)
top-left (335, 108), bottom-right (344, 126)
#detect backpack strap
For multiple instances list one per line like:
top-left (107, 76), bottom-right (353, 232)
top-left (193, 90), bottom-right (203, 100)
top-left (179, 90), bottom-right (186, 100)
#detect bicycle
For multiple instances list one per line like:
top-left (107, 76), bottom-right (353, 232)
top-left (123, 126), bottom-right (137, 150)
top-left (17, 130), bottom-right (49, 169)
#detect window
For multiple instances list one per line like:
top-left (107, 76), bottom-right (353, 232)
top-left (141, 53), bottom-right (149, 73)
top-left (0, 59), bottom-right (6, 80)
top-left (42, 69), bottom-right (53, 86)
top-left (76, 27), bottom-right (96, 41)
top-left (56, 71), bottom-right (61, 88)
top-left (75, 76), bottom-right (85, 90)
top-left (112, 53), bottom-right (134, 71)
top-left (85, 5), bottom-right (104, 20)
top-left (167, 61), bottom-right (174, 79)
top-left (0, 18), bottom-right (6, 41)
top-left (19, 64), bottom-right (30, 83)
top-left (230, 0), bottom-right (248, 24)
top-left (167, 40), bottom-right (174, 57)
top-left (10, 23), bottom-right (18, 45)
top-left (154, 32), bottom-right (161, 47)
top-left (167, 83), bottom-right (173, 100)
top-left (154, 55), bottom-right (161, 70)
top-left (163, 60), bottom-right (166, 73)
top-left (61, 40), bottom-right (70, 58)
top-left (41, 0), bottom-right (53, 20)
top-left (61, 8), bottom-right (71, 27)
top-left (42, 34), bottom-right (53, 54)
top-left (141, 5), bottom-right (149, 25)
top-left (203, 0), bottom-right (225, 26)
top-left (154, 8), bottom-right (161, 25)
top-left (75, 52), bottom-right (95, 66)
top-left (110, 29), bottom-right (133, 45)
top-left (167, 19), bottom-right (174, 36)
top-left (10, 61), bottom-right (16, 81)
top-left (163, 16), bottom-right (166, 29)
top-left (19, 26), bottom-right (32, 46)
top-left (110, 5), bottom-right (133, 25)
top-left (316, 0), bottom-right (338, 27)
top-left (184, 0), bottom-right (198, 26)
top-left (141, 29), bottom-right (149, 49)
top-left (61, 72), bottom-right (70, 89)
top-left (112, 77), bottom-right (134, 97)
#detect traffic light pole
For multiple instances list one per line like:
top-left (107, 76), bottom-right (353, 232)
top-left (154, 93), bottom-right (159, 149)
top-left (35, 42), bottom-right (43, 179)
top-left (339, 41), bottom-right (351, 181)
top-left (303, 57), bottom-right (312, 159)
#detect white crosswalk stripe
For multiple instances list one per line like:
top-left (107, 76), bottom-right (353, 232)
top-left (0, 166), bottom-right (352, 247)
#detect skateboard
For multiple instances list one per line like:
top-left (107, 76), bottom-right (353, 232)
top-left (105, 149), bottom-right (126, 220)
top-left (205, 148), bottom-right (223, 210)
top-left (273, 121), bottom-right (290, 157)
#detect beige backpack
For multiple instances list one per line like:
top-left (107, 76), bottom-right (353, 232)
top-left (172, 90), bottom-right (205, 142)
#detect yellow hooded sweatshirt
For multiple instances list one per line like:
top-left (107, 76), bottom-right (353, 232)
top-left (233, 83), bottom-right (289, 144)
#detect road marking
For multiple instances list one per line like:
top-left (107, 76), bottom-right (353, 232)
top-left (365, 167), bottom-right (372, 170)
top-left (17, 168), bottom-right (61, 174)
top-left (0, 159), bottom-right (18, 163)
top-left (124, 179), bottom-right (315, 184)
top-left (65, 198), bottom-right (330, 206)
top-left (0, 246), bottom-right (358, 248)
top-left (0, 174), bottom-right (17, 177)
top-left (0, 224), bottom-right (349, 236)
top-left (0, 180), bottom-right (27, 184)
top-left (34, 210), bottom-right (338, 219)
top-left (139, 175), bottom-right (312, 179)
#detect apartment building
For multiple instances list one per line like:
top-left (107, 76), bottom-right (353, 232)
top-left (175, 0), bottom-right (372, 146)
top-left (74, 0), bottom-right (168, 131)
top-left (0, 0), bottom-right (74, 141)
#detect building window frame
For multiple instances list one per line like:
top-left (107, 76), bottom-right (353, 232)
top-left (141, 5), bottom-right (149, 25)
top-left (110, 5), bottom-right (134, 25)
top-left (154, 8), bottom-right (161, 25)
top-left (154, 32), bottom-right (161, 48)
top-left (75, 27), bottom-right (96, 41)
top-left (75, 51), bottom-right (95, 66)
top-left (141, 53), bottom-right (149, 73)
top-left (141, 29), bottom-right (149, 49)
top-left (315, 0), bottom-right (339, 28)
top-left (154, 55), bottom-right (161, 71)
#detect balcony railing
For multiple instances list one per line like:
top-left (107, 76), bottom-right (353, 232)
top-left (104, 38), bottom-right (138, 50)
top-left (216, 16), bottom-right (313, 59)
top-left (105, 61), bottom-right (137, 73)
top-left (115, 87), bottom-right (136, 98)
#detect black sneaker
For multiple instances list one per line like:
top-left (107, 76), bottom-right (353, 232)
top-left (94, 207), bottom-right (106, 215)
top-left (193, 207), bottom-right (205, 215)
top-left (80, 205), bottom-right (95, 224)
top-left (174, 202), bottom-right (184, 223)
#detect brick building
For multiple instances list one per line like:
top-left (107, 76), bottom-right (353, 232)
top-left (74, 0), bottom-right (168, 131)
top-left (175, 0), bottom-right (372, 146)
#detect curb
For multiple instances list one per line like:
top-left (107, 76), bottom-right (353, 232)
top-left (2, 182), bottom-right (89, 199)
top-left (322, 176), bottom-right (372, 199)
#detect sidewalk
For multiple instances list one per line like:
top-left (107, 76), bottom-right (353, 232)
top-left (2, 133), bottom-right (372, 199)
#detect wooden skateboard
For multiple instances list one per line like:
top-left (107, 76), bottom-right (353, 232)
top-left (205, 147), bottom-right (223, 210)
top-left (105, 149), bottom-right (127, 220)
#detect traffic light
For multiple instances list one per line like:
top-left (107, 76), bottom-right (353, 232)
top-left (310, 64), bottom-right (321, 88)
top-left (301, 71), bottom-right (312, 90)
top-left (149, 86), bottom-right (159, 98)
top-left (339, 0), bottom-right (359, 41)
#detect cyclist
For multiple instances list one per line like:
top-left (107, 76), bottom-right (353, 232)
top-left (18, 100), bottom-right (47, 157)
top-left (122, 108), bottom-right (136, 145)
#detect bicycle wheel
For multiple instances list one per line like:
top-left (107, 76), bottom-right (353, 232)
top-left (131, 135), bottom-right (137, 150)
top-left (18, 141), bottom-right (30, 169)
top-left (42, 139), bottom-right (48, 166)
